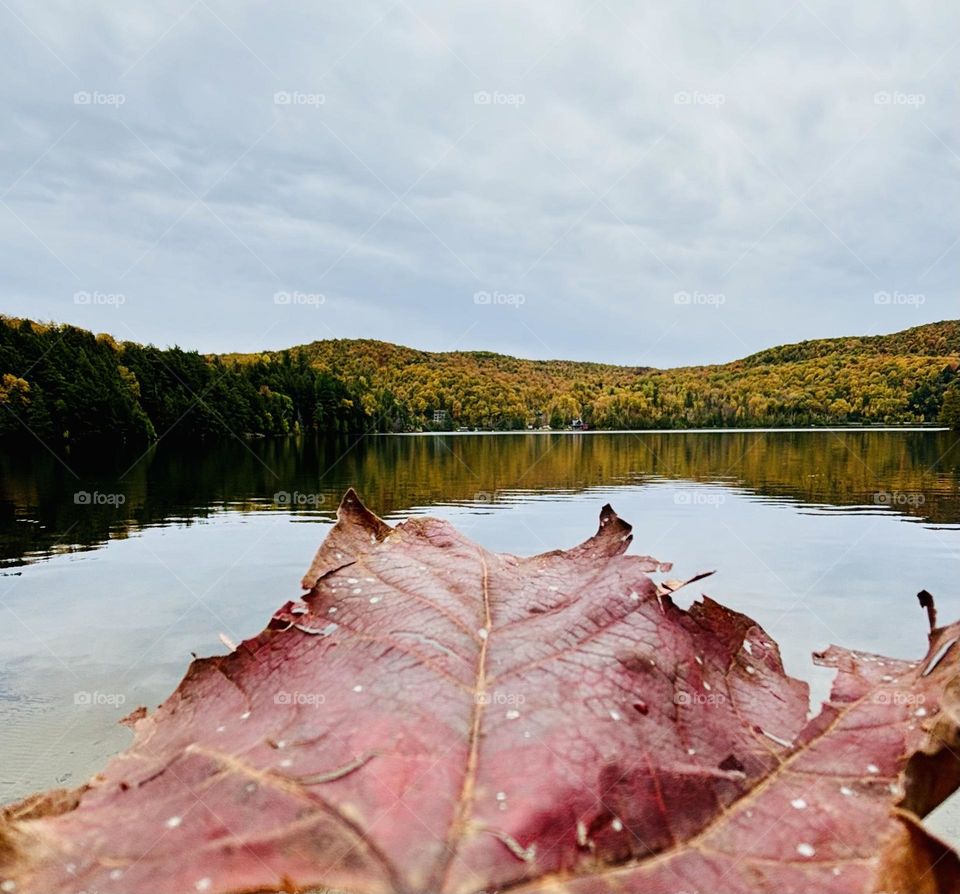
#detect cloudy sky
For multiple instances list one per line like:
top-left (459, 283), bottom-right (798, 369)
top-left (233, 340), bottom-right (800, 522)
top-left (1, 1), bottom-right (957, 367)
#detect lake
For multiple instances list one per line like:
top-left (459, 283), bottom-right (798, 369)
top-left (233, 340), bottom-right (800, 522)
top-left (2, 429), bottom-right (959, 822)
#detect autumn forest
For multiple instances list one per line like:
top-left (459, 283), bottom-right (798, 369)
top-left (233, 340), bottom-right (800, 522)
top-left (1, 315), bottom-right (959, 445)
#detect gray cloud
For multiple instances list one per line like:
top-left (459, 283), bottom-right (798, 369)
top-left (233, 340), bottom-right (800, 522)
top-left (1, 0), bottom-right (957, 366)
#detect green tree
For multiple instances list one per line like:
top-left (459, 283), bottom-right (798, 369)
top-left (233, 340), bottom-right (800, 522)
top-left (940, 380), bottom-right (960, 430)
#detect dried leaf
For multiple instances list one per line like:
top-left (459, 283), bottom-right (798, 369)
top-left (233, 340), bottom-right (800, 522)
top-left (2, 489), bottom-right (960, 894)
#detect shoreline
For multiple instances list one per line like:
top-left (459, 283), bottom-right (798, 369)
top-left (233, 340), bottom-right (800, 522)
top-left (378, 425), bottom-right (951, 436)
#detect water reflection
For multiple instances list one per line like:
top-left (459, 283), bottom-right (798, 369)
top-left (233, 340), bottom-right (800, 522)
top-left (1, 430), bottom-right (958, 567)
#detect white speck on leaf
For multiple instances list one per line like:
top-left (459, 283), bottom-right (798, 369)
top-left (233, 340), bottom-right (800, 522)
top-left (797, 843), bottom-right (815, 858)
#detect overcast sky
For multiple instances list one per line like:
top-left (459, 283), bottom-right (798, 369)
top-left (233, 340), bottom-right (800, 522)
top-left (1, 1), bottom-right (957, 367)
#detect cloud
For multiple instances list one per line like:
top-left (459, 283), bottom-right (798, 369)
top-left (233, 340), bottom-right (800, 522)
top-left (0, 0), bottom-right (957, 366)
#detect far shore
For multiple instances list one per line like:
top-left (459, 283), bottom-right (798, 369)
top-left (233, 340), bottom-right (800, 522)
top-left (380, 425), bottom-right (951, 436)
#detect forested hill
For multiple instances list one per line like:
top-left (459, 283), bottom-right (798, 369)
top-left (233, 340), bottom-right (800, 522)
top-left (739, 321), bottom-right (960, 366)
top-left (1, 316), bottom-right (958, 445)
top-left (231, 320), bottom-right (960, 431)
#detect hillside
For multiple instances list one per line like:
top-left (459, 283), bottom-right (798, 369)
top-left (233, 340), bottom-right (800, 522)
top-left (1, 316), bottom-right (958, 444)
top-left (228, 320), bottom-right (960, 431)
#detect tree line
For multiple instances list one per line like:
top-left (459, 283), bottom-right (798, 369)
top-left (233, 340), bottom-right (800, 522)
top-left (2, 316), bottom-right (959, 446)
top-left (281, 322), bottom-right (960, 432)
top-left (0, 318), bottom-right (369, 445)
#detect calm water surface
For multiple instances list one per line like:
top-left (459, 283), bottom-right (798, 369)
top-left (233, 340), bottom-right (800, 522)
top-left (2, 430), bottom-right (959, 806)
